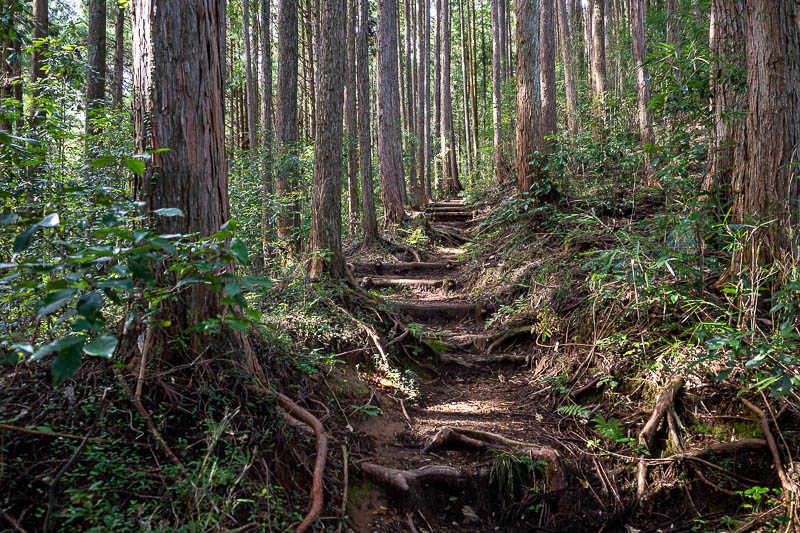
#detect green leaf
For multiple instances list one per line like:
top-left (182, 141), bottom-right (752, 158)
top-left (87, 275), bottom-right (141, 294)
top-left (36, 288), bottom-right (77, 317)
top-left (83, 334), bottom-right (118, 359)
top-left (31, 335), bottom-right (83, 361)
top-left (123, 158), bottom-right (146, 176)
top-left (89, 155), bottom-right (116, 168)
top-left (224, 282), bottom-right (242, 297)
top-left (39, 213), bottom-right (60, 227)
top-left (771, 376), bottom-right (793, 398)
top-left (127, 260), bottom-right (155, 283)
top-left (52, 344), bottom-right (82, 386)
top-left (243, 275), bottom-right (272, 289)
top-left (13, 225), bottom-right (37, 253)
top-left (76, 291), bottom-right (103, 318)
top-left (153, 207), bottom-right (184, 217)
top-left (230, 238), bottom-right (249, 265)
top-left (97, 278), bottom-right (134, 291)
top-left (0, 213), bottom-right (18, 225)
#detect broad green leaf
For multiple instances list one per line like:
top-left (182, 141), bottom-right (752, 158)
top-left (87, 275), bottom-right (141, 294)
top-left (76, 291), bottom-right (103, 318)
top-left (90, 155), bottom-right (116, 168)
top-left (243, 275), bottom-right (272, 289)
top-left (124, 158), bottom-right (146, 176)
top-left (771, 376), bottom-right (793, 397)
top-left (230, 238), bottom-right (249, 265)
top-left (127, 260), bottom-right (155, 283)
top-left (39, 213), bottom-right (60, 227)
top-left (13, 225), bottom-right (37, 253)
top-left (224, 282), bottom-right (242, 297)
top-left (153, 207), bottom-right (184, 217)
top-left (83, 334), bottom-right (118, 359)
top-left (31, 335), bottom-right (83, 361)
top-left (52, 344), bottom-right (82, 386)
top-left (97, 278), bottom-right (134, 291)
top-left (36, 288), bottom-right (77, 317)
top-left (0, 213), bottom-right (18, 225)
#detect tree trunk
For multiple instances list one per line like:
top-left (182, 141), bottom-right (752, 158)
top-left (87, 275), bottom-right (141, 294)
top-left (441, 0), bottom-right (461, 193)
top-left (86, 0), bottom-right (106, 139)
top-left (498, 0), bottom-right (508, 79)
top-left (706, 0), bottom-right (743, 195)
top-left (491, 0), bottom-right (505, 182)
top-left (433, 0), bottom-right (442, 193)
top-left (405, 0), bottom-right (420, 208)
top-left (345, 0), bottom-right (360, 229)
top-left (424, 0), bottom-right (433, 199)
top-left (112, 2), bottom-right (125, 108)
top-left (540, 0), bottom-right (556, 139)
top-left (666, 0), bottom-right (679, 49)
top-left (131, 0), bottom-right (228, 359)
top-left (590, 0), bottom-right (607, 115)
top-left (260, 0), bottom-right (274, 260)
top-left (1, 4), bottom-right (23, 132)
top-left (415, 0), bottom-right (427, 206)
top-left (31, 0), bottom-right (48, 127)
top-left (277, 0), bottom-right (300, 250)
top-left (582, 0), bottom-right (593, 89)
top-left (310, 0), bottom-right (347, 278)
top-left (630, 0), bottom-right (654, 178)
top-left (358, 0), bottom-right (380, 243)
top-left (557, 0), bottom-right (578, 134)
top-left (377, 0), bottom-right (406, 221)
top-left (458, 0), bottom-right (472, 172)
top-left (243, 0), bottom-right (258, 149)
top-left (731, 0), bottom-right (800, 265)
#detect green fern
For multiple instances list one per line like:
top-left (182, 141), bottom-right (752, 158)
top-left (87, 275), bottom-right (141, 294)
top-left (554, 404), bottom-right (591, 419)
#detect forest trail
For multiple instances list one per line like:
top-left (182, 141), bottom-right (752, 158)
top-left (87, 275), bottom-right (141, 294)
top-left (348, 200), bottom-right (570, 532)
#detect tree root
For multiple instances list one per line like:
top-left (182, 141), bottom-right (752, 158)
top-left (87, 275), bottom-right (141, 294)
top-left (637, 377), bottom-right (683, 500)
top-left (421, 426), bottom-right (564, 491)
top-left (487, 325), bottom-right (535, 354)
top-left (359, 463), bottom-right (464, 492)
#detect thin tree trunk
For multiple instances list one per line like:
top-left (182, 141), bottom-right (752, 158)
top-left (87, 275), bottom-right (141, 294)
top-left (112, 2), bottom-right (125, 108)
top-left (441, 0), bottom-right (461, 193)
top-left (310, 0), bottom-right (347, 278)
top-left (582, 0), bottom-right (593, 89)
top-left (243, 0), bottom-right (258, 149)
top-left (277, 0), bottom-right (300, 250)
top-left (590, 0), bottom-right (607, 117)
top-left (424, 0), bottom-right (433, 199)
top-left (345, 0), bottom-right (360, 229)
top-left (433, 0), bottom-right (442, 193)
top-left (132, 0), bottom-right (228, 360)
top-left (540, 0), bottom-right (556, 139)
top-left (31, 0), bottom-right (48, 127)
top-left (491, 0), bottom-right (506, 182)
top-left (415, 0), bottom-right (427, 206)
top-left (358, 0), bottom-right (380, 242)
top-left (86, 0), bottom-right (106, 145)
top-left (261, 0), bottom-right (274, 260)
top-left (557, 0), bottom-right (578, 134)
top-left (630, 0), bottom-right (654, 178)
top-left (406, 0), bottom-right (420, 207)
top-left (470, 0), bottom-right (479, 163)
top-left (459, 0), bottom-right (472, 172)
top-left (378, 0), bottom-right (406, 221)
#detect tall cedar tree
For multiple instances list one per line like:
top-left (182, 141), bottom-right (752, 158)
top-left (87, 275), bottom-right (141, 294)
top-left (440, 0), bottom-right (461, 193)
top-left (345, 0), bottom-right (360, 229)
top-left (85, 0), bottom-right (105, 137)
top-left (242, 0), bottom-right (258, 149)
top-left (131, 0), bottom-right (229, 360)
top-left (630, 0), bottom-right (654, 176)
top-left (539, 0), bottom-right (556, 139)
top-left (491, 0), bottom-right (505, 182)
top-left (556, 0), bottom-right (578, 134)
top-left (358, 0), bottom-right (380, 242)
top-left (111, 2), bottom-right (125, 107)
top-left (31, 0), bottom-right (48, 127)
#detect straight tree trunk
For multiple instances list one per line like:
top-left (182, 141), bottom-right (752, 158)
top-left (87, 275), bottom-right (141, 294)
top-left (424, 0), bottom-right (433, 199)
top-left (260, 0), bottom-right (275, 260)
top-left (557, 0), bottom-right (578, 134)
top-left (276, 0), bottom-right (300, 249)
top-left (666, 0), bottom-right (679, 49)
top-left (377, 0), bottom-right (406, 221)
top-left (310, 0), bottom-right (347, 278)
top-left (590, 0), bottom-right (607, 116)
top-left (345, 0), bottom-right (360, 229)
top-left (85, 0), bottom-right (106, 138)
top-left (459, 0), bottom-right (472, 171)
top-left (470, 0), bottom-right (479, 162)
top-left (705, 0), bottom-right (743, 195)
top-left (358, 0), bottom-right (380, 243)
top-left (441, 0), bottom-right (461, 193)
top-left (731, 0), bottom-right (800, 265)
top-left (31, 0), bottom-right (48, 127)
top-left (540, 0), bottom-right (556, 139)
top-left (406, 0), bottom-right (420, 207)
top-left (582, 0), bottom-right (593, 88)
top-left (630, 0), bottom-right (654, 176)
top-left (112, 2), bottom-right (125, 108)
top-left (304, 0), bottom-right (316, 139)
top-left (433, 0), bottom-right (442, 193)
top-left (415, 0), bottom-right (427, 206)
top-left (131, 0), bottom-right (228, 359)
top-left (243, 0), bottom-right (258, 149)
top-left (491, 0), bottom-right (506, 182)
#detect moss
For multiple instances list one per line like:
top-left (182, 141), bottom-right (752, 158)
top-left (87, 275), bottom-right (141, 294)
top-left (691, 417), bottom-right (763, 440)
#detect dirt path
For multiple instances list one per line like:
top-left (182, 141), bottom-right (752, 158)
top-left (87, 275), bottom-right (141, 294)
top-left (348, 200), bottom-right (572, 532)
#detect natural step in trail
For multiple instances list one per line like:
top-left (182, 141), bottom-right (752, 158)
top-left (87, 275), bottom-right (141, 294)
top-left (348, 200), bottom-right (568, 532)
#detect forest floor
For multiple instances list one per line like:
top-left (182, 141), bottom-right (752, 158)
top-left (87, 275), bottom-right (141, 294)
top-left (341, 198), bottom-right (789, 533)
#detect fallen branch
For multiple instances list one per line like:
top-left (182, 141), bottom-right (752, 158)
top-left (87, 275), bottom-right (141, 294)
top-left (487, 325), bottom-right (534, 354)
top-left (0, 423), bottom-right (115, 445)
top-left (637, 377), bottom-right (684, 500)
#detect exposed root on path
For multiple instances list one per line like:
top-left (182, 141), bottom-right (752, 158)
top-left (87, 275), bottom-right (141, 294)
top-left (637, 377), bottom-right (683, 499)
top-left (360, 463), bottom-right (465, 492)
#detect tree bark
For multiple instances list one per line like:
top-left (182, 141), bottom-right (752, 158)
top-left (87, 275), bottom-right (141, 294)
top-left (433, 0), bottom-right (442, 193)
top-left (406, 0), bottom-right (420, 207)
top-left (491, 0), bottom-right (505, 182)
top-left (458, 0), bottom-right (472, 172)
top-left (424, 0), bottom-right (433, 199)
top-left (243, 0), bottom-right (258, 149)
top-left (441, 0), bottom-right (461, 193)
top-left (261, 0), bottom-right (275, 260)
top-left (557, 0), bottom-right (578, 134)
top-left (31, 0), bottom-right (48, 127)
top-left (131, 0), bottom-right (229, 359)
top-left (112, 2), bottom-right (125, 108)
top-left (276, 0), bottom-right (300, 251)
top-left (590, 0), bottom-right (607, 115)
top-left (731, 0), bottom-right (800, 265)
top-left (86, 0), bottom-right (106, 139)
top-left (358, 0), bottom-right (380, 242)
top-left (310, 0), bottom-right (347, 278)
top-left (345, 0), bottom-right (360, 229)
top-left (540, 0), bottom-right (556, 139)
top-left (630, 0), bottom-right (654, 177)
top-left (415, 0), bottom-right (427, 206)
top-left (377, 0), bottom-right (406, 221)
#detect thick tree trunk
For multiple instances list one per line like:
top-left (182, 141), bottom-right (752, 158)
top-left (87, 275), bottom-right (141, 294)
top-left (86, 0), bottom-right (106, 139)
top-left (491, 0), bottom-right (505, 182)
top-left (358, 0), bottom-right (380, 243)
top-left (276, 0), bottom-right (300, 250)
top-left (31, 0), bottom-right (48, 127)
top-left (243, 0), bottom-right (258, 149)
top-left (540, 0), bottom-right (556, 139)
top-left (441, 0), bottom-right (461, 193)
top-left (112, 2), bottom-right (125, 108)
top-left (590, 0), bottom-right (607, 114)
top-left (377, 0), bottom-right (406, 221)
top-left (630, 0), bottom-right (654, 179)
top-left (345, 0), bottom-right (360, 229)
top-left (706, 0), bottom-right (744, 195)
top-left (260, 0), bottom-right (275, 260)
top-left (310, 0), bottom-right (347, 278)
top-left (557, 0), bottom-right (578, 134)
top-left (731, 0), bottom-right (800, 265)
top-left (132, 0), bottom-right (229, 359)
